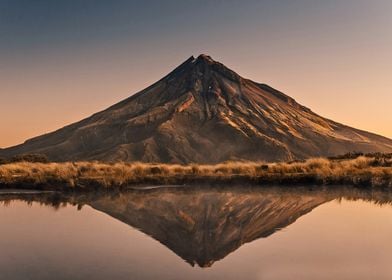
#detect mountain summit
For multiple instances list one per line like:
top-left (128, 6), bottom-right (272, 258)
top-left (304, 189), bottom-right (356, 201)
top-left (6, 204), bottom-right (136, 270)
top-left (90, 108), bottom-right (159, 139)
top-left (2, 54), bottom-right (392, 163)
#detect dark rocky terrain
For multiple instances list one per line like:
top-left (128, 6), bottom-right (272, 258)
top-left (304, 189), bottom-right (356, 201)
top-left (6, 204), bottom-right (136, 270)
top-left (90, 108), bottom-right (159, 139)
top-left (1, 54), bottom-right (392, 163)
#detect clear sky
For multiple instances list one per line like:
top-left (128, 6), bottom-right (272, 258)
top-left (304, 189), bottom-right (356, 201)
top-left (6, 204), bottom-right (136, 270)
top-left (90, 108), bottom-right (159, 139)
top-left (1, 0), bottom-right (391, 148)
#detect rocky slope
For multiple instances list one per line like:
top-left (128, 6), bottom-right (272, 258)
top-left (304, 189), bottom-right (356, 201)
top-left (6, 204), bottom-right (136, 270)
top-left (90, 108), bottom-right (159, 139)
top-left (1, 54), bottom-right (392, 162)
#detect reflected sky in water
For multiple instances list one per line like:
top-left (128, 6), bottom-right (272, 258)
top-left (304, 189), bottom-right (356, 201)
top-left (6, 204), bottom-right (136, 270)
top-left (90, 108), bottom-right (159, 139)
top-left (0, 186), bottom-right (392, 280)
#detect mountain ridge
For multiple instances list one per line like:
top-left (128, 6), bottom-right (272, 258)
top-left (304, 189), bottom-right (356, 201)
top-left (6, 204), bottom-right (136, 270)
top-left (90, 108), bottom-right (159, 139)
top-left (1, 54), bottom-right (392, 163)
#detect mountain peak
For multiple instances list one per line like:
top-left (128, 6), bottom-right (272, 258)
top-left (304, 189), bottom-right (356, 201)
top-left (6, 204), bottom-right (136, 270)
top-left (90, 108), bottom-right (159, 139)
top-left (195, 54), bottom-right (215, 63)
top-left (182, 54), bottom-right (242, 83)
top-left (1, 55), bottom-right (392, 163)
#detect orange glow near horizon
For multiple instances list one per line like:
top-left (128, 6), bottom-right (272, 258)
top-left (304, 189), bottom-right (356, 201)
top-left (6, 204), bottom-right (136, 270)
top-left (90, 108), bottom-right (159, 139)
top-left (1, 1), bottom-right (391, 148)
top-left (1, 51), bottom-right (392, 148)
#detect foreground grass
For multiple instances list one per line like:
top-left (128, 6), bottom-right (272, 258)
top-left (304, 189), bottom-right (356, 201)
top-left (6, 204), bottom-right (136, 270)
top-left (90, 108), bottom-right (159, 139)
top-left (0, 156), bottom-right (391, 190)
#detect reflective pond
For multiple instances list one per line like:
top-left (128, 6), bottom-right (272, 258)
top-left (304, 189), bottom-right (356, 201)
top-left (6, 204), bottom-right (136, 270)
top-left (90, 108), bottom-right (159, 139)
top-left (1, 186), bottom-right (392, 280)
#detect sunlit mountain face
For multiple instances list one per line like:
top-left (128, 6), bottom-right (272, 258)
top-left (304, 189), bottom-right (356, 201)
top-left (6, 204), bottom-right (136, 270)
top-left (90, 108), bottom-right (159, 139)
top-left (1, 55), bottom-right (392, 163)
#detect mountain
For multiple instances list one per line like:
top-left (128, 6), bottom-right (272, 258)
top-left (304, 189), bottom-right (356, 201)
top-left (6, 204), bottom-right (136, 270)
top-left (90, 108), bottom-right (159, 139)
top-left (1, 54), bottom-right (392, 163)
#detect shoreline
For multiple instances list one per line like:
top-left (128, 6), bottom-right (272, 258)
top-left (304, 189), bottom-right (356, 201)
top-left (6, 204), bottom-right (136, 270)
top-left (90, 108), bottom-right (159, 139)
top-left (0, 173), bottom-right (390, 191)
top-left (0, 156), bottom-right (391, 191)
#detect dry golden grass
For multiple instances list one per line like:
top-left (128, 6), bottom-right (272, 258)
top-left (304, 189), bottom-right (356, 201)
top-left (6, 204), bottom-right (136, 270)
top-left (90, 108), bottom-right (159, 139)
top-left (0, 156), bottom-right (391, 190)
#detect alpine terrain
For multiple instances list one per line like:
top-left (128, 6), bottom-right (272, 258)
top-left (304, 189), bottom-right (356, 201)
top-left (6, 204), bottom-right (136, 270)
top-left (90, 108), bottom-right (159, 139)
top-left (1, 54), bottom-right (392, 163)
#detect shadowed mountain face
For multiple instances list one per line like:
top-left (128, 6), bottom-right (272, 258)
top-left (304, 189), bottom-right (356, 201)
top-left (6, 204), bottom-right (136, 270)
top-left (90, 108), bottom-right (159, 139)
top-left (2, 54), bottom-right (392, 162)
top-left (2, 186), bottom-right (392, 267)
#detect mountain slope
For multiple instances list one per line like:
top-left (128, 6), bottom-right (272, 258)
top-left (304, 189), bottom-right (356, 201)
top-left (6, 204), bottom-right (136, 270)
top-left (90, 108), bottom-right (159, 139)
top-left (1, 54), bottom-right (392, 163)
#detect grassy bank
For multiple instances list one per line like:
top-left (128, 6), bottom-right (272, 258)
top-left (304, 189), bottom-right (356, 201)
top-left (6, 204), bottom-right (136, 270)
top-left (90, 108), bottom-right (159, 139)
top-left (0, 156), bottom-right (391, 190)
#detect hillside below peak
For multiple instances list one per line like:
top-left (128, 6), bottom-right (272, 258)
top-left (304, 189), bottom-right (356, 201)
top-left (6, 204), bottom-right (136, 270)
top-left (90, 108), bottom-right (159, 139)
top-left (1, 55), bottom-right (392, 163)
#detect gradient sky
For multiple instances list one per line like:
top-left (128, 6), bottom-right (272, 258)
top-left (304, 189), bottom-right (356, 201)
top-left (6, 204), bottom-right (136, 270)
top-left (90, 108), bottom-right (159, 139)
top-left (1, 0), bottom-right (391, 148)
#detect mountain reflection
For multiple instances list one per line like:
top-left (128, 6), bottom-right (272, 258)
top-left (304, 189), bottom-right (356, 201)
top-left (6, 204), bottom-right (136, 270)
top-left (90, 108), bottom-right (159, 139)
top-left (1, 186), bottom-right (392, 267)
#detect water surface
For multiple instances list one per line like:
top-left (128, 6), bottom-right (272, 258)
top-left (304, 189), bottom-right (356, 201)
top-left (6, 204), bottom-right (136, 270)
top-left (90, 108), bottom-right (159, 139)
top-left (1, 186), bottom-right (392, 280)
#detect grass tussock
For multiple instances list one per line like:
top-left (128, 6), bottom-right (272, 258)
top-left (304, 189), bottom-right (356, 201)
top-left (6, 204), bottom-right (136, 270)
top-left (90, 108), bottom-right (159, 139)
top-left (0, 155), bottom-right (391, 190)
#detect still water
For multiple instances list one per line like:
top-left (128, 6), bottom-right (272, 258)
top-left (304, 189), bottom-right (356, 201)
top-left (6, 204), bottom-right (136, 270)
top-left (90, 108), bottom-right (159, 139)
top-left (1, 186), bottom-right (392, 280)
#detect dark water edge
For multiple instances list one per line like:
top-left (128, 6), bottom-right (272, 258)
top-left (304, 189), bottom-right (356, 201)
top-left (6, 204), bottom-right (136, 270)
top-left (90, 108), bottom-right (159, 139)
top-left (1, 184), bottom-right (392, 211)
top-left (1, 173), bottom-right (391, 192)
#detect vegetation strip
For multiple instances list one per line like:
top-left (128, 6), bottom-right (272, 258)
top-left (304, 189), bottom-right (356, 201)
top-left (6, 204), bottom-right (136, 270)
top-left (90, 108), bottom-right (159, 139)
top-left (0, 154), bottom-right (391, 190)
